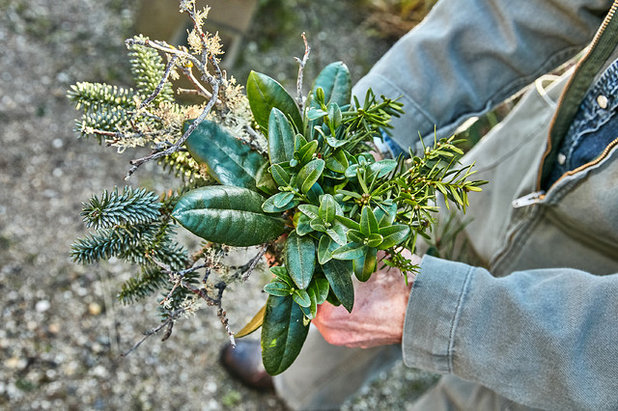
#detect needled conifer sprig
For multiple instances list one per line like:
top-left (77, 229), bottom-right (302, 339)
top-left (68, 82), bottom-right (136, 112)
top-left (119, 265), bottom-right (169, 304)
top-left (80, 186), bottom-right (161, 229)
top-left (128, 40), bottom-right (175, 106)
top-left (71, 224), bottom-right (155, 265)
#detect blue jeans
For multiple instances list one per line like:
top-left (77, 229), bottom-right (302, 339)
top-left (545, 57), bottom-right (618, 189)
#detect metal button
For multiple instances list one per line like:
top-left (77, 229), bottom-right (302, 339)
top-left (597, 94), bottom-right (609, 109)
top-left (557, 153), bottom-right (566, 165)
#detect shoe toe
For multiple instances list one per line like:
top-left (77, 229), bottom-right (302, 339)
top-left (220, 339), bottom-right (274, 391)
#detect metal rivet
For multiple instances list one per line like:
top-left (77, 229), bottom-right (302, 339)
top-left (557, 153), bottom-right (566, 165)
top-left (597, 95), bottom-right (609, 109)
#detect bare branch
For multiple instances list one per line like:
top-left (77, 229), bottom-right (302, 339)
top-left (121, 308), bottom-right (185, 357)
top-left (150, 258), bottom-right (208, 306)
top-left (176, 88), bottom-right (205, 96)
top-left (126, 38), bottom-right (205, 73)
top-left (135, 55), bottom-right (179, 111)
top-left (180, 65), bottom-right (211, 98)
top-left (230, 244), bottom-right (268, 282)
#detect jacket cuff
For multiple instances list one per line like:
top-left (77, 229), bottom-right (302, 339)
top-left (402, 255), bottom-right (475, 373)
top-left (352, 73), bottom-right (435, 155)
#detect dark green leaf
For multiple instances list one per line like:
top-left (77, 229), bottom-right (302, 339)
top-left (310, 218), bottom-right (327, 233)
top-left (261, 295), bottom-right (310, 375)
top-left (378, 224), bottom-right (411, 249)
top-left (295, 134), bottom-right (308, 151)
top-left (317, 235), bottom-right (337, 264)
top-left (270, 266), bottom-right (293, 287)
top-left (318, 194), bottom-right (337, 223)
top-left (322, 260), bottom-right (354, 312)
top-left (298, 204), bottom-right (319, 219)
top-left (325, 153), bottom-right (346, 173)
top-left (306, 107), bottom-right (327, 121)
top-left (295, 213), bottom-right (313, 236)
top-left (326, 220), bottom-right (347, 246)
top-left (256, 161), bottom-right (277, 195)
top-left (271, 163), bottom-right (290, 187)
top-left (326, 136), bottom-right (347, 148)
top-left (360, 206), bottom-right (379, 236)
top-left (353, 247), bottom-right (377, 282)
top-left (172, 186), bottom-right (285, 246)
top-left (366, 233), bottom-right (384, 248)
top-left (327, 103), bottom-right (342, 129)
top-left (309, 276), bottom-right (330, 304)
top-left (332, 242), bottom-right (366, 260)
top-left (312, 62), bottom-right (351, 107)
top-left (297, 140), bottom-right (318, 165)
top-left (297, 159), bottom-right (325, 193)
top-left (268, 108), bottom-right (296, 164)
top-left (264, 281), bottom-right (293, 297)
top-left (247, 71), bottom-right (302, 133)
top-left (308, 287), bottom-right (319, 318)
top-left (326, 288), bottom-right (342, 306)
top-left (347, 229), bottom-right (365, 244)
top-left (369, 159), bottom-right (397, 178)
top-left (374, 202), bottom-right (397, 226)
top-left (185, 120), bottom-right (266, 191)
top-left (262, 193), bottom-right (298, 213)
top-left (285, 232), bottom-right (316, 289)
top-left (293, 289), bottom-right (311, 307)
top-left (335, 215), bottom-right (360, 230)
top-left (306, 182), bottom-right (324, 205)
top-left (274, 191), bottom-right (295, 208)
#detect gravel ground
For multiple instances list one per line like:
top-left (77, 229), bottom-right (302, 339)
top-left (0, 0), bottom-right (437, 409)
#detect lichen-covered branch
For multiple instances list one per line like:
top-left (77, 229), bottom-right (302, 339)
top-left (295, 32), bottom-right (311, 112)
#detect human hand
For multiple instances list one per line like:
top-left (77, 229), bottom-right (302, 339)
top-left (313, 251), bottom-right (421, 348)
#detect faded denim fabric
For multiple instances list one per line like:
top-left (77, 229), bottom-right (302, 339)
top-left (545, 58), bottom-right (618, 189)
top-left (275, 1), bottom-right (618, 410)
top-left (380, 129), bottom-right (408, 159)
top-left (353, 0), bottom-right (613, 152)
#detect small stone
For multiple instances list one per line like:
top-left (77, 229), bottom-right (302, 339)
top-left (52, 138), bottom-right (64, 149)
top-left (63, 361), bottom-right (79, 377)
top-left (48, 323), bottom-right (60, 334)
top-left (88, 302), bottom-right (102, 316)
top-left (92, 365), bottom-right (108, 378)
top-left (56, 72), bottom-right (70, 83)
top-left (36, 300), bottom-right (51, 312)
top-left (5, 356), bottom-right (26, 369)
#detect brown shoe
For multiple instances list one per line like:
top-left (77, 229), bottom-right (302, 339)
top-left (220, 339), bottom-right (274, 391)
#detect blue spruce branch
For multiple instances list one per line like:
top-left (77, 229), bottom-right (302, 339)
top-left (71, 225), bottom-right (155, 264)
top-left (81, 186), bottom-right (161, 230)
top-left (118, 265), bottom-right (169, 304)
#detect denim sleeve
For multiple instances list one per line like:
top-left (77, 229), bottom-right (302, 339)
top-left (402, 255), bottom-right (618, 410)
top-left (353, 0), bottom-right (612, 153)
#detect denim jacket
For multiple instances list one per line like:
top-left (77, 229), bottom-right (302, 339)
top-left (353, 0), bottom-right (618, 409)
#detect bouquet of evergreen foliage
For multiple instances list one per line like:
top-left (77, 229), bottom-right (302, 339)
top-left (69, 1), bottom-right (484, 374)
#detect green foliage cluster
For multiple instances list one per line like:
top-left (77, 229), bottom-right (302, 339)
top-left (69, 2), bottom-right (484, 374)
top-left (72, 186), bottom-right (193, 307)
top-left (170, 62), bottom-right (484, 374)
